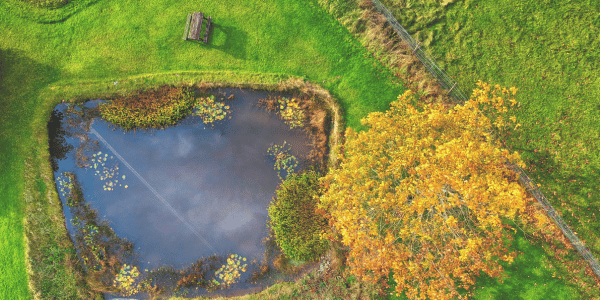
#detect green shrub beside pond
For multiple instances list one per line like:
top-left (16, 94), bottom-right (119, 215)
top-left (268, 170), bottom-right (329, 263)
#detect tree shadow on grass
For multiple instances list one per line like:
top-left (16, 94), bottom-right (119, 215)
top-left (0, 48), bottom-right (60, 217)
top-left (185, 23), bottom-right (248, 60)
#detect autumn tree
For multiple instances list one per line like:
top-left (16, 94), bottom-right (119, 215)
top-left (317, 81), bottom-right (547, 299)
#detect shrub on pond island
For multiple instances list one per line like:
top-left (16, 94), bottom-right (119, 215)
top-left (268, 170), bottom-right (329, 262)
top-left (99, 86), bottom-right (197, 130)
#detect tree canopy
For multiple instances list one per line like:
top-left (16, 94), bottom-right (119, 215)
top-left (317, 81), bottom-right (547, 299)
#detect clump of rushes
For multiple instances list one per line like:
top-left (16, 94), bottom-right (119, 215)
top-left (192, 95), bottom-right (232, 126)
top-left (99, 86), bottom-right (197, 130)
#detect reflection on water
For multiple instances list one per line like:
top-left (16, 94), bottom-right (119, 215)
top-left (49, 88), bottom-right (320, 298)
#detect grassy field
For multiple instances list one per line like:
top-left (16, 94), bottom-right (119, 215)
top-left (0, 0), bottom-right (405, 298)
top-left (1, 0), bottom-right (598, 299)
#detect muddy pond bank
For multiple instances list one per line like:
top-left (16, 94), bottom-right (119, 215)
top-left (48, 87), bottom-right (332, 299)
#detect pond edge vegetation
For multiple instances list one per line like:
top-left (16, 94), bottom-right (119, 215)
top-left (26, 71), bottom-right (346, 299)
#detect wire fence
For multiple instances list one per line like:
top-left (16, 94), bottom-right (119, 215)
top-left (365, 0), bottom-right (600, 279)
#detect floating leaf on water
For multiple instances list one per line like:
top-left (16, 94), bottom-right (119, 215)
top-left (98, 151), bottom-right (102, 155)
top-left (122, 175), bottom-right (125, 180)
top-left (94, 163), bottom-right (97, 169)
top-left (111, 156), bottom-right (113, 159)
top-left (105, 154), bottom-right (108, 157)
top-left (124, 185), bottom-right (128, 188)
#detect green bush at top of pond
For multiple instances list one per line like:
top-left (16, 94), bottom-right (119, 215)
top-left (99, 86), bottom-right (197, 131)
top-left (267, 170), bottom-right (329, 262)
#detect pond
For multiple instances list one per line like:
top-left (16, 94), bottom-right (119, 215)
top-left (48, 87), bottom-right (328, 299)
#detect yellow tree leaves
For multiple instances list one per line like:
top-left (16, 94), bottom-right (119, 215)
top-left (317, 82), bottom-right (538, 300)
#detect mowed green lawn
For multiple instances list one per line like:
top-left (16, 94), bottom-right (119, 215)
top-left (1, 0), bottom-right (406, 298)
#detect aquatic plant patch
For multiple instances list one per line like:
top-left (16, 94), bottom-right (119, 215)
top-left (88, 151), bottom-right (128, 191)
top-left (208, 254), bottom-right (249, 290)
top-left (257, 96), bottom-right (305, 130)
top-left (112, 264), bottom-right (141, 296)
top-left (267, 141), bottom-right (299, 181)
top-left (278, 97), bottom-right (305, 130)
top-left (192, 94), bottom-right (232, 126)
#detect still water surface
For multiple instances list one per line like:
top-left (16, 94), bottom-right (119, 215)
top-left (49, 88), bottom-right (318, 298)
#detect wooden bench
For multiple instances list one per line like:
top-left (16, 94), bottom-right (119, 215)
top-left (182, 12), bottom-right (212, 43)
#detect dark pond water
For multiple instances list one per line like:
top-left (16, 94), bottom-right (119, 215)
top-left (48, 88), bottom-right (321, 299)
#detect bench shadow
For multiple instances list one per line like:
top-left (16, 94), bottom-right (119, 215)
top-left (185, 23), bottom-right (248, 60)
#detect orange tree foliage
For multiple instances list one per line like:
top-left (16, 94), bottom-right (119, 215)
top-left (317, 81), bottom-right (546, 299)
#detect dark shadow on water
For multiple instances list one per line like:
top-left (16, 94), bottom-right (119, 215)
top-left (48, 109), bottom-right (74, 172)
top-left (51, 87), bottom-right (321, 298)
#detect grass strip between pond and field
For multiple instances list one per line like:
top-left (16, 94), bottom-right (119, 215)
top-left (1, 0), bottom-right (598, 299)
